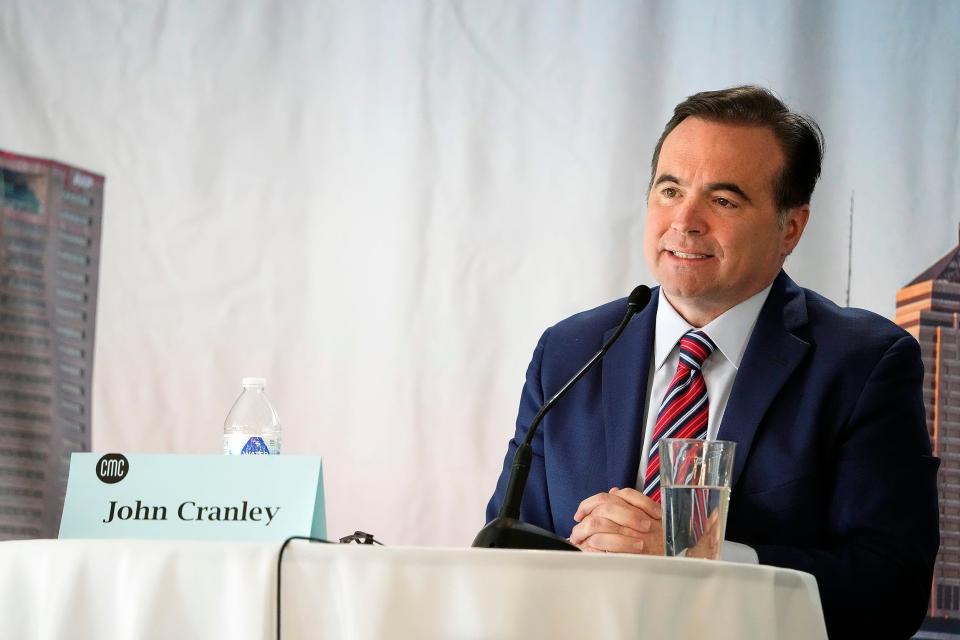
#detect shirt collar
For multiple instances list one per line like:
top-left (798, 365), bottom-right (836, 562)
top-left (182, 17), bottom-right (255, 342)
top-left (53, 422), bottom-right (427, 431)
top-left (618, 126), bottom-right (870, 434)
top-left (654, 283), bottom-right (774, 371)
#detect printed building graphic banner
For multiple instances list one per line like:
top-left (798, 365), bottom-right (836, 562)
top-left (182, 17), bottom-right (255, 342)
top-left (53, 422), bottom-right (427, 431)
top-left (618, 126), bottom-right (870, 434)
top-left (0, 151), bottom-right (103, 538)
top-left (898, 244), bottom-right (960, 620)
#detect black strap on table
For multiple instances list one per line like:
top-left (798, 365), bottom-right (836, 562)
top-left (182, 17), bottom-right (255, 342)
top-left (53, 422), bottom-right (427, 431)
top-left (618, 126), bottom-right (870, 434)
top-left (276, 532), bottom-right (385, 640)
top-left (277, 536), bottom-right (332, 640)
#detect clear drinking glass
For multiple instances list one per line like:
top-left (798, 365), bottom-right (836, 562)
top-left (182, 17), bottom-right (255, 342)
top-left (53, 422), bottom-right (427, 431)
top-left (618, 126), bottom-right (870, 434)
top-left (659, 439), bottom-right (736, 560)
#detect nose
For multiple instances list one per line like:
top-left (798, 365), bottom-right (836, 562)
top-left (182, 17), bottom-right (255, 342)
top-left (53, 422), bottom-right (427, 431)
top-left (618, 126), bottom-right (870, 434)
top-left (670, 198), bottom-right (706, 236)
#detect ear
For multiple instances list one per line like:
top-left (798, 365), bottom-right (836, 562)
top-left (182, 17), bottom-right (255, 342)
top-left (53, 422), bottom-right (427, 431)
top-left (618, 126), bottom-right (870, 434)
top-left (780, 205), bottom-right (810, 256)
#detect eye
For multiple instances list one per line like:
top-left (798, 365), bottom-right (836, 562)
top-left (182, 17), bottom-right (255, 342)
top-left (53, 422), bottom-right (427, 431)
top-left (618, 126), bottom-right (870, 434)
top-left (714, 197), bottom-right (738, 209)
top-left (661, 187), bottom-right (679, 198)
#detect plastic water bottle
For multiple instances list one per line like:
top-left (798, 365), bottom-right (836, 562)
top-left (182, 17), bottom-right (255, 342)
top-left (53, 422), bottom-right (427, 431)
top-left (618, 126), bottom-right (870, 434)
top-left (223, 377), bottom-right (282, 455)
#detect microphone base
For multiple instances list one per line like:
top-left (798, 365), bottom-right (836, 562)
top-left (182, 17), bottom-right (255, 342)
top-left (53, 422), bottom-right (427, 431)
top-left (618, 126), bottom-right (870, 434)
top-left (472, 517), bottom-right (580, 552)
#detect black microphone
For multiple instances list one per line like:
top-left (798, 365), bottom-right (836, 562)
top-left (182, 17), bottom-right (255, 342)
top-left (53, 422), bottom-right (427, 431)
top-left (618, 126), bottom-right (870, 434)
top-left (473, 285), bottom-right (652, 551)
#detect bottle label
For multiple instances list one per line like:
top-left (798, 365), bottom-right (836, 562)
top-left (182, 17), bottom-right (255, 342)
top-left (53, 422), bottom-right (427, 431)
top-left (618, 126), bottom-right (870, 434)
top-left (224, 434), bottom-right (280, 455)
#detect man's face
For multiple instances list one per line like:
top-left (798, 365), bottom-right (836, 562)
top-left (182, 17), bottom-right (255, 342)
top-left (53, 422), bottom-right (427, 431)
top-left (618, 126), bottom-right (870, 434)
top-left (644, 117), bottom-right (809, 325)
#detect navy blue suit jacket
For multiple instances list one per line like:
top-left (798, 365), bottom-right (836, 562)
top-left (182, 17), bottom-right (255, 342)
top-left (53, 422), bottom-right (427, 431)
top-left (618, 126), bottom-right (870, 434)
top-left (487, 271), bottom-right (939, 638)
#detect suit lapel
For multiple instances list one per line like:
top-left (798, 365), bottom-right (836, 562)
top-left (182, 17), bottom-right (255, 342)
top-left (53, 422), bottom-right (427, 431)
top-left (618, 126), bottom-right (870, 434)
top-left (602, 291), bottom-right (658, 490)
top-left (718, 272), bottom-right (810, 490)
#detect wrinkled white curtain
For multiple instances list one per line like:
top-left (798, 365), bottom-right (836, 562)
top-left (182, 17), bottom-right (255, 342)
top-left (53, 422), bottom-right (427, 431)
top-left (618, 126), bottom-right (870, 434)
top-left (1, 0), bottom-right (957, 544)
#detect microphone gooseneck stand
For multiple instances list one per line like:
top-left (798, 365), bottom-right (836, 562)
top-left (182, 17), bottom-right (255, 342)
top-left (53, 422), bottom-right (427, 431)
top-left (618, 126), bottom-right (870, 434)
top-left (472, 285), bottom-right (651, 551)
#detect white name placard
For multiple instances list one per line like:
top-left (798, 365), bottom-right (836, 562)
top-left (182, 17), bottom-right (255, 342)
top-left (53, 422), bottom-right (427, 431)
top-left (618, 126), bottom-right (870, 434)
top-left (59, 453), bottom-right (325, 541)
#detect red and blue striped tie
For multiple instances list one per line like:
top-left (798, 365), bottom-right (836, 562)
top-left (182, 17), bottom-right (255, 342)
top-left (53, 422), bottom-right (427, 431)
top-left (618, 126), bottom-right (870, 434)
top-left (643, 330), bottom-right (717, 503)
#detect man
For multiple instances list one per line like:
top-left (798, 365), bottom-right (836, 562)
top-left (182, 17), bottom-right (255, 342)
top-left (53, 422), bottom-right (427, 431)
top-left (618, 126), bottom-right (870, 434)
top-left (486, 86), bottom-right (939, 638)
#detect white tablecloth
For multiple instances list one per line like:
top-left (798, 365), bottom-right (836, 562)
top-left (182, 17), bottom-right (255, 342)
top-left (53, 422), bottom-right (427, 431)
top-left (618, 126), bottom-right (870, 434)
top-left (0, 539), bottom-right (826, 639)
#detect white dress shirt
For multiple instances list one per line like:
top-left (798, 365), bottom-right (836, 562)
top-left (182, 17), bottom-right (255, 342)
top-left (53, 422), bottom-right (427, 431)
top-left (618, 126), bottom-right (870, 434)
top-left (634, 284), bottom-right (774, 563)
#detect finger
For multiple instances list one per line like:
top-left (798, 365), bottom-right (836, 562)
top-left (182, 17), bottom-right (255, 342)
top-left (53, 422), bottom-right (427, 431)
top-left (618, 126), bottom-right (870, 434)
top-left (573, 492), bottom-right (606, 522)
top-left (688, 528), bottom-right (717, 558)
top-left (701, 537), bottom-right (720, 559)
top-left (610, 487), bottom-right (662, 519)
top-left (641, 518), bottom-right (664, 556)
top-left (699, 509), bottom-right (723, 541)
top-left (569, 515), bottom-right (648, 545)
top-left (580, 532), bottom-right (646, 554)
top-left (588, 502), bottom-right (655, 534)
top-left (574, 491), bottom-right (624, 522)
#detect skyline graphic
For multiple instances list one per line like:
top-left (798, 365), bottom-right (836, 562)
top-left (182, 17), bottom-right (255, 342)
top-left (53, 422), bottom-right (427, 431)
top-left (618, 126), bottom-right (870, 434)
top-left (896, 228), bottom-right (960, 633)
top-left (0, 150), bottom-right (103, 539)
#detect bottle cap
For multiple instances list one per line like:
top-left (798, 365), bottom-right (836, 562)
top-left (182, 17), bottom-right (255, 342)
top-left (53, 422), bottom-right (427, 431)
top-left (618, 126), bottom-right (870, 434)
top-left (241, 377), bottom-right (266, 389)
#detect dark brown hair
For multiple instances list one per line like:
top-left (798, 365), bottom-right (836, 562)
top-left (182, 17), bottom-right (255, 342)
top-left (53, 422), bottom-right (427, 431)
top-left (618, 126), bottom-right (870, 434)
top-left (650, 86), bottom-right (824, 212)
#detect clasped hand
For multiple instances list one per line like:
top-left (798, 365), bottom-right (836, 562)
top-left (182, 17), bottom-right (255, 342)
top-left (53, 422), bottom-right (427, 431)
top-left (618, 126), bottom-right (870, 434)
top-left (569, 487), bottom-right (664, 555)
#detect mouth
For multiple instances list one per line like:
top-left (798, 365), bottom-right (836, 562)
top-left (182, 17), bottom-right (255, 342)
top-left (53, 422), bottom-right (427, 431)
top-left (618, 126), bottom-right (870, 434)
top-left (665, 249), bottom-right (712, 260)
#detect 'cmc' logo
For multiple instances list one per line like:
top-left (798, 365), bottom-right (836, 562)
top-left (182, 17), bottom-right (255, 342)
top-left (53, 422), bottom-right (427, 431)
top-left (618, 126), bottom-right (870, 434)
top-left (96, 453), bottom-right (129, 484)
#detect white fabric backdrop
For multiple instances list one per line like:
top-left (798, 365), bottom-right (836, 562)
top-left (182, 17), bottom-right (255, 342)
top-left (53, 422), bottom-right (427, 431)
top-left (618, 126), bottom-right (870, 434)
top-left (1, 0), bottom-right (957, 545)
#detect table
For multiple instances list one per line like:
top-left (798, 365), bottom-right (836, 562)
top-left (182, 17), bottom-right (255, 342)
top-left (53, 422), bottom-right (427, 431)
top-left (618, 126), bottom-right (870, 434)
top-left (0, 539), bottom-right (826, 639)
